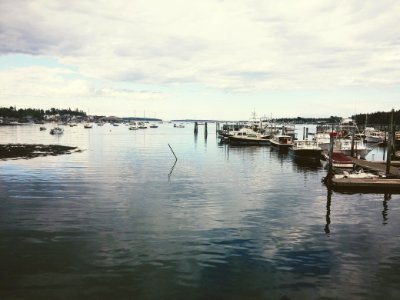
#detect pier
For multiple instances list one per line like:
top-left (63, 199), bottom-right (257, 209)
top-left (351, 157), bottom-right (400, 177)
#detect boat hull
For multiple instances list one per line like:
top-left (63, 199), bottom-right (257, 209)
top-left (289, 148), bottom-right (322, 160)
top-left (270, 140), bottom-right (292, 150)
top-left (229, 136), bottom-right (270, 146)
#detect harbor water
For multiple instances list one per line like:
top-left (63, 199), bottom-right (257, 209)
top-left (0, 123), bottom-right (399, 299)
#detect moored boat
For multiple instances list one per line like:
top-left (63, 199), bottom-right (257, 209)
top-left (50, 127), bottom-right (64, 135)
top-left (334, 138), bottom-right (369, 159)
top-left (270, 134), bottom-right (293, 150)
top-left (289, 140), bottom-right (322, 160)
top-left (313, 132), bottom-right (331, 151)
top-left (129, 125), bottom-right (138, 130)
top-left (364, 128), bottom-right (386, 143)
top-left (326, 152), bottom-right (354, 168)
top-left (228, 131), bottom-right (270, 146)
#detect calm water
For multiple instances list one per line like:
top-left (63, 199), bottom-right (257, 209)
top-left (0, 123), bottom-right (399, 300)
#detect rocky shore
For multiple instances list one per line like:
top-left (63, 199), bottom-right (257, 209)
top-left (0, 144), bottom-right (80, 160)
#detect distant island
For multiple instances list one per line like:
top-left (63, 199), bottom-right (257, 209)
top-left (123, 117), bottom-right (162, 122)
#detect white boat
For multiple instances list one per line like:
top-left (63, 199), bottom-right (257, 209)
top-left (50, 127), bottom-right (64, 135)
top-left (270, 134), bottom-right (293, 150)
top-left (138, 122), bottom-right (147, 129)
top-left (334, 138), bottom-right (369, 159)
top-left (84, 123), bottom-right (93, 128)
top-left (149, 124), bottom-right (158, 128)
top-left (313, 132), bottom-right (331, 151)
top-left (129, 125), bottom-right (138, 130)
top-left (289, 140), bottom-right (322, 160)
top-left (364, 128), bottom-right (386, 143)
top-left (228, 128), bottom-right (270, 145)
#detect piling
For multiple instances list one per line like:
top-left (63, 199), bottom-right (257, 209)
top-left (386, 109), bottom-right (394, 175)
top-left (350, 129), bottom-right (355, 157)
top-left (303, 127), bottom-right (306, 140)
top-left (327, 133), bottom-right (335, 184)
top-left (204, 122), bottom-right (208, 139)
top-left (194, 122), bottom-right (198, 135)
top-left (306, 127), bottom-right (309, 139)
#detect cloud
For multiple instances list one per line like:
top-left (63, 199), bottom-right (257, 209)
top-left (1, 0), bottom-right (399, 93)
top-left (0, 66), bottom-right (164, 105)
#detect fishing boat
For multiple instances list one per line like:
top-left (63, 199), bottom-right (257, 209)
top-left (289, 140), bottom-right (322, 160)
top-left (50, 127), bottom-right (64, 135)
top-left (39, 126), bottom-right (46, 131)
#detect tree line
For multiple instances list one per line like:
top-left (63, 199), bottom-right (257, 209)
top-left (0, 106), bottom-right (86, 120)
top-left (352, 110), bottom-right (400, 126)
top-left (273, 116), bottom-right (342, 124)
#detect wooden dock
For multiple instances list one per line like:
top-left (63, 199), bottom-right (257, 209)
top-left (331, 177), bottom-right (400, 192)
top-left (351, 157), bottom-right (400, 176)
top-left (327, 157), bottom-right (400, 192)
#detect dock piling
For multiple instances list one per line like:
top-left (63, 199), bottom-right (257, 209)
top-left (205, 122), bottom-right (208, 139)
top-left (386, 109), bottom-right (394, 175)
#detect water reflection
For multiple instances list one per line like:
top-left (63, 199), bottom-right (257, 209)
top-left (168, 160), bottom-right (177, 182)
top-left (382, 193), bottom-right (391, 225)
top-left (1, 124), bottom-right (400, 299)
top-left (291, 156), bottom-right (323, 173)
top-left (325, 188), bottom-right (332, 235)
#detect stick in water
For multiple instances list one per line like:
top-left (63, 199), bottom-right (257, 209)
top-left (168, 143), bottom-right (178, 161)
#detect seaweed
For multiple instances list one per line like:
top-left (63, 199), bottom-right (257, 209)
top-left (0, 144), bottom-right (79, 160)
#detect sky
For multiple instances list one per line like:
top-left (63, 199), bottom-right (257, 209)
top-left (0, 0), bottom-right (399, 120)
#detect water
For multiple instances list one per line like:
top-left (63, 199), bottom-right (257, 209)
top-left (0, 123), bottom-right (399, 299)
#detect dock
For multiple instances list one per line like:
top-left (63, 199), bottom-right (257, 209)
top-left (327, 156), bottom-right (400, 192)
top-left (331, 177), bottom-right (400, 192)
top-left (351, 157), bottom-right (400, 176)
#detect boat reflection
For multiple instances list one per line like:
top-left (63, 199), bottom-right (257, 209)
top-left (382, 193), bottom-right (391, 225)
top-left (291, 156), bottom-right (323, 172)
top-left (325, 188), bottom-right (332, 235)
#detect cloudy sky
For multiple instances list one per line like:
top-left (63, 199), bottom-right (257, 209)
top-left (0, 0), bottom-right (399, 120)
